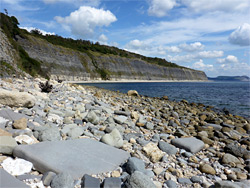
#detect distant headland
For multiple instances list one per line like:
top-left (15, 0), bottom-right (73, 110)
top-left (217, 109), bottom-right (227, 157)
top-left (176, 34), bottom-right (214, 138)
top-left (208, 76), bottom-right (250, 82)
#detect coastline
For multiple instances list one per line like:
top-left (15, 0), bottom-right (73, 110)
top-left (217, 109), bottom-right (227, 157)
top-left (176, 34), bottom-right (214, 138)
top-left (64, 79), bottom-right (211, 84)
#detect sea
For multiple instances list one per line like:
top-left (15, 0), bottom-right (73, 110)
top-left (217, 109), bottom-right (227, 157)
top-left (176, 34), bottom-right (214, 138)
top-left (80, 81), bottom-right (250, 119)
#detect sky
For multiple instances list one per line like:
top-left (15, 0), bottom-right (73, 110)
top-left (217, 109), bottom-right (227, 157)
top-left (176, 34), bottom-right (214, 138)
top-left (1, 0), bottom-right (250, 77)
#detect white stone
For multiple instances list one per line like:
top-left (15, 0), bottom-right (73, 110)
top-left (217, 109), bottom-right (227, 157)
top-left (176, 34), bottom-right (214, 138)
top-left (2, 157), bottom-right (33, 176)
top-left (0, 116), bottom-right (8, 124)
top-left (143, 142), bottom-right (165, 163)
top-left (0, 89), bottom-right (36, 108)
top-left (47, 114), bottom-right (63, 125)
top-left (15, 135), bottom-right (38, 145)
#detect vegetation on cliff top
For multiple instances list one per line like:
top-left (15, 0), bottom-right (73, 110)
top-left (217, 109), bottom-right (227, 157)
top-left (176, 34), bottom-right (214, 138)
top-left (0, 13), bottom-right (49, 78)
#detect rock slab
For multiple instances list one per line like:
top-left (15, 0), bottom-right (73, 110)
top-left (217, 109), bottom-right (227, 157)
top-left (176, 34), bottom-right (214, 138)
top-left (0, 109), bottom-right (27, 121)
top-left (171, 137), bottom-right (204, 153)
top-left (13, 138), bottom-right (130, 179)
top-left (0, 168), bottom-right (29, 188)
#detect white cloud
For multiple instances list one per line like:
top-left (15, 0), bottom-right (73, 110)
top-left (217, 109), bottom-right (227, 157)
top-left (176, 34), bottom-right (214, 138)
top-left (148, 0), bottom-right (177, 17)
top-left (181, 0), bottom-right (250, 13)
top-left (165, 46), bottom-right (181, 53)
top-left (218, 62), bottom-right (250, 76)
top-left (192, 59), bottom-right (214, 71)
top-left (216, 55), bottom-right (239, 64)
top-left (98, 34), bottom-right (108, 42)
top-left (229, 23), bottom-right (250, 46)
top-left (179, 42), bottom-right (204, 52)
top-left (167, 50), bottom-right (224, 63)
top-left (197, 51), bottom-right (224, 59)
top-left (126, 39), bottom-right (147, 50)
top-left (55, 6), bottom-right (117, 38)
top-left (21, 27), bottom-right (55, 35)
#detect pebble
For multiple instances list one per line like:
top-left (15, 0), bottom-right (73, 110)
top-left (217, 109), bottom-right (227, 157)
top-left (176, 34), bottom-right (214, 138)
top-left (199, 164), bottom-right (216, 175)
top-left (13, 118), bottom-right (27, 129)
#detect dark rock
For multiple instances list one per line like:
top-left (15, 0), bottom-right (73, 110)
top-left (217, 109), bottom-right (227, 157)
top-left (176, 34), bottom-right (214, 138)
top-left (225, 142), bottom-right (249, 159)
top-left (114, 110), bottom-right (130, 117)
top-left (177, 178), bottom-right (192, 185)
top-left (165, 180), bottom-right (177, 188)
top-left (42, 171), bottom-right (56, 186)
top-left (51, 172), bottom-right (74, 188)
top-left (81, 174), bottom-right (100, 188)
top-left (120, 172), bottom-right (129, 182)
top-left (38, 127), bottom-right (61, 142)
top-left (214, 180), bottom-right (242, 188)
top-left (102, 177), bottom-right (121, 188)
top-left (158, 141), bottom-right (178, 155)
top-left (136, 138), bottom-right (150, 146)
top-left (171, 137), bottom-right (204, 153)
top-left (126, 157), bottom-right (146, 174)
top-left (190, 176), bottom-right (203, 184)
top-left (127, 171), bottom-right (156, 188)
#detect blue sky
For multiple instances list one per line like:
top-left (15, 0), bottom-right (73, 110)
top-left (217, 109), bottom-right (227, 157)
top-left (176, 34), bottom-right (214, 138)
top-left (1, 0), bottom-right (250, 77)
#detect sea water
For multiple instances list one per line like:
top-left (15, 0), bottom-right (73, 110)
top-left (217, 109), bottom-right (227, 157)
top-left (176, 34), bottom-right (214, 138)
top-left (80, 81), bottom-right (250, 118)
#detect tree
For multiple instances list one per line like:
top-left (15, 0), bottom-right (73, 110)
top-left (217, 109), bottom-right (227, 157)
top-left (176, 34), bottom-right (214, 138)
top-left (4, 9), bottom-right (8, 15)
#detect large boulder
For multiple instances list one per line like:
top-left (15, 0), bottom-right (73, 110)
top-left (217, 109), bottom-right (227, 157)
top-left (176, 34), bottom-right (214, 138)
top-left (0, 89), bottom-right (36, 108)
top-left (128, 90), bottom-right (139, 97)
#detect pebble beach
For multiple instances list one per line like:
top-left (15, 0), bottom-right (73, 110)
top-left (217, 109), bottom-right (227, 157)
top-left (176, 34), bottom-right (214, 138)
top-left (0, 77), bottom-right (249, 188)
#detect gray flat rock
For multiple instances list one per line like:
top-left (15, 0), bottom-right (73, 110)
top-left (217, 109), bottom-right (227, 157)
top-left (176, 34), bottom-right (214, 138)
top-left (0, 168), bottom-right (29, 188)
top-left (13, 138), bottom-right (130, 179)
top-left (171, 137), bottom-right (204, 153)
top-left (0, 109), bottom-right (28, 121)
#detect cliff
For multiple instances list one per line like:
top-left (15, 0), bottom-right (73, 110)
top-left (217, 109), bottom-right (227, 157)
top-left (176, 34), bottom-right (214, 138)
top-left (16, 35), bottom-right (207, 81)
top-left (0, 13), bottom-right (207, 81)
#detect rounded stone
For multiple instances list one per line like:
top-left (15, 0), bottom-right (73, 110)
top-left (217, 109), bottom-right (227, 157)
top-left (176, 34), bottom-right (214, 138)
top-left (51, 172), bottom-right (74, 188)
top-left (222, 154), bottom-right (241, 165)
top-left (13, 118), bottom-right (27, 130)
top-left (165, 180), bottom-right (177, 188)
top-left (128, 171), bottom-right (156, 188)
top-left (199, 164), bottom-right (216, 175)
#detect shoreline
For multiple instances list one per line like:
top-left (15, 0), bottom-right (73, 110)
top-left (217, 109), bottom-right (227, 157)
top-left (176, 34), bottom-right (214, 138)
top-left (64, 79), bottom-right (211, 84)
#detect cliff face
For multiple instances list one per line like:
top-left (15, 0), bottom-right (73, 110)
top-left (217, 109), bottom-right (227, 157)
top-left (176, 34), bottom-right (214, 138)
top-left (0, 29), bottom-right (207, 81)
top-left (16, 35), bottom-right (207, 81)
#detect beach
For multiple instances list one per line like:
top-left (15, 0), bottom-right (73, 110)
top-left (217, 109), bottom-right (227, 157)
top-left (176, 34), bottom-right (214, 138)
top-left (0, 77), bottom-right (249, 188)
